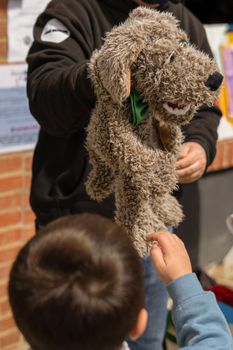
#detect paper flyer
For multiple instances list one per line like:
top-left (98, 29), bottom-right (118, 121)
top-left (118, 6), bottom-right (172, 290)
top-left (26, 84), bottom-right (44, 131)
top-left (7, 0), bottom-right (51, 62)
top-left (205, 24), bottom-right (233, 138)
top-left (204, 23), bottom-right (228, 72)
top-left (0, 63), bottom-right (39, 154)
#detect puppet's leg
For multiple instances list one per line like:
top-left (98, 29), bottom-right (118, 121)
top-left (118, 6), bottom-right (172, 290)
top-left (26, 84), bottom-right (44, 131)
top-left (115, 175), bottom-right (166, 256)
top-left (151, 193), bottom-right (183, 227)
top-left (85, 150), bottom-right (114, 202)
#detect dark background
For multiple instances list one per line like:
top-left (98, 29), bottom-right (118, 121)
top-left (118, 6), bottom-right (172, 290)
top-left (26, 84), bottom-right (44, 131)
top-left (185, 0), bottom-right (233, 23)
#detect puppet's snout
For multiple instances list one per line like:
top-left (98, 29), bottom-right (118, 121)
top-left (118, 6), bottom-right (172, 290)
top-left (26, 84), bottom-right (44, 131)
top-left (204, 71), bottom-right (223, 91)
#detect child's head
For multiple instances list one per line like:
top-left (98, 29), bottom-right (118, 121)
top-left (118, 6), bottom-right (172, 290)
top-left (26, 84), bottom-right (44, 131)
top-left (8, 213), bottom-right (146, 350)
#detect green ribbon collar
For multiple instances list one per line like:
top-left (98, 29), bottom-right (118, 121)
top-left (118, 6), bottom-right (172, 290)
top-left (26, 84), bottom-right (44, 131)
top-left (130, 89), bottom-right (149, 126)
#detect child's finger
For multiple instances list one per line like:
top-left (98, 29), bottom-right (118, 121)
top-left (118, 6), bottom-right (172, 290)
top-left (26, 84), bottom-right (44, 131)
top-left (146, 231), bottom-right (169, 241)
top-left (150, 243), bottom-right (166, 270)
top-left (147, 232), bottom-right (177, 256)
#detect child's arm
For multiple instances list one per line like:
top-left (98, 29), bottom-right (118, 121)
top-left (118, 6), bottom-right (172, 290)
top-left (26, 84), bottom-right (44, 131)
top-left (147, 232), bottom-right (233, 349)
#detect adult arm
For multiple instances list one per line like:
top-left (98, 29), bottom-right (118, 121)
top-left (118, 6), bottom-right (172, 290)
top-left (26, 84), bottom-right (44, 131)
top-left (26, 1), bottom-right (99, 136)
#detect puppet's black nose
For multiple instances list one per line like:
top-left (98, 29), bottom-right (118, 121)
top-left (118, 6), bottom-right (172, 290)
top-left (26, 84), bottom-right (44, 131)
top-left (205, 72), bottom-right (223, 91)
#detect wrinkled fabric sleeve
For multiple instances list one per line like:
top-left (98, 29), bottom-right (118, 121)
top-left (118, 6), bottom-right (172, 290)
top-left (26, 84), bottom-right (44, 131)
top-left (167, 273), bottom-right (233, 349)
top-left (27, 4), bottom-right (96, 136)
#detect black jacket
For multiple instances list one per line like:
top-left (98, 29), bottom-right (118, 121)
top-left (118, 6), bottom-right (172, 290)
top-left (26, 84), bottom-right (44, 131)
top-left (27, 0), bottom-right (222, 225)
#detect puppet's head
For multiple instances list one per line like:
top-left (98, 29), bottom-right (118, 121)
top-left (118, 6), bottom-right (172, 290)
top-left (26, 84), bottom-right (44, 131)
top-left (90, 7), bottom-right (222, 125)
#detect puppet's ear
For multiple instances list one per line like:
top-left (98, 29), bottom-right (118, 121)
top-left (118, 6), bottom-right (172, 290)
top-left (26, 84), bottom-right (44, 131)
top-left (129, 6), bottom-right (159, 20)
top-left (130, 7), bottom-right (180, 32)
top-left (89, 25), bottom-right (144, 103)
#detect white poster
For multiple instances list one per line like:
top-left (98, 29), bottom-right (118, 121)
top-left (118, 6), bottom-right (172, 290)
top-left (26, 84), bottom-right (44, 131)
top-left (0, 64), bottom-right (39, 154)
top-left (7, 0), bottom-right (51, 62)
top-left (204, 23), bottom-right (228, 72)
top-left (204, 23), bottom-right (233, 140)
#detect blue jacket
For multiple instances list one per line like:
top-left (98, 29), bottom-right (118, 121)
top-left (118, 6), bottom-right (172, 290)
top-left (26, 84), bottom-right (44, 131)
top-left (167, 273), bottom-right (233, 349)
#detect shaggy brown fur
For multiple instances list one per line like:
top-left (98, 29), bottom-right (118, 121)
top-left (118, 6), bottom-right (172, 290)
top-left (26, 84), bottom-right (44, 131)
top-left (85, 7), bottom-right (222, 255)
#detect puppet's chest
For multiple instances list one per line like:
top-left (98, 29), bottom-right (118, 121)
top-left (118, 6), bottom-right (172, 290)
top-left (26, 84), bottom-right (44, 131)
top-left (133, 112), bottom-right (165, 151)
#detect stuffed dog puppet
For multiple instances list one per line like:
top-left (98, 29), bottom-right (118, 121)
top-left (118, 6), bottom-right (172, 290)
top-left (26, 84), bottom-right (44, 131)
top-left (85, 7), bottom-right (223, 255)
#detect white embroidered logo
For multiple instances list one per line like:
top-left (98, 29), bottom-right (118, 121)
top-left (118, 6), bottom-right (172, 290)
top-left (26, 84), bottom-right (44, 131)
top-left (41, 18), bottom-right (70, 43)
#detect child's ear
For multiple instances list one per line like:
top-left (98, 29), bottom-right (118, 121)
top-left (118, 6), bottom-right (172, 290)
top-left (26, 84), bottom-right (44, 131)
top-left (128, 308), bottom-right (148, 340)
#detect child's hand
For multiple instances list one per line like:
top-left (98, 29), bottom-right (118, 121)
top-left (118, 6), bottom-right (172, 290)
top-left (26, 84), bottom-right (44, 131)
top-left (146, 231), bottom-right (192, 284)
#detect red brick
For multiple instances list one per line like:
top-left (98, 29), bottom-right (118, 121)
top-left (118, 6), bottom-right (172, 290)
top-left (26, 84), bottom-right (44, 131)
top-left (0, 317), bottom-right (16, 332)
top-left (226, 140), bottom-right (233, 168)
top-left (208, 142), bottom-right (224, 172)
top-left (208, 138), bottom-right (233, 172)
top-left (0, 281), bottom-right (7, 296)
top-left (24, 153), bottom-right (33, 171)
top-left (0, 176), bottom-right (22, 194)
top-left (23, 210), bottom-right (35, 224)
top-left (222, 142), bottom-right (228, 168)
top-left (0, 41), bottom-right (7, 61)
top-left (0, 0), bottom-right (8, 9)
top-left (0, 157), bottom-right (22, 174)
top-left (0, 4), bottom-right (7, 18)
top-left (22, 192), bottom-right (30, 208)
top-left (0, 300), bottom-right (11, 315)
top-left (24, 174), bottom-right (32, 190)
top-left (218, 139), bottom-right (233, 169)
top-left (0, 20), bottom-right (7, 38)
top-left (0, 193), bottom-right (22, 211)
top-left (218, 142), bottom-right (224, 169)
top-left (0, 15), bottom-right (7, 22)
top-left (4, 344), bottom-right (21, 350)
top-left (0, 228), bottom-right (21, 246)
top-left (0, 211), bottom-right (21, 228)
top-left (0, 244), bottom-right (21, 264)
top-left (21, 226), bottom-right (35, 241)
top-left (0, 264), bottom-right (12, 281)
top-left (0, 331), bottom-right (20, 348)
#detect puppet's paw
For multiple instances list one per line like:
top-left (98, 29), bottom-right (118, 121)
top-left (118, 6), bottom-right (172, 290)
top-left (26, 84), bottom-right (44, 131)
top-left (154, 194), bottom-right (184, 227)
top-left (134, 212), bottom-right (167, 256)
top-left (133, 238), bottom-right (150, 257)
top-left (115, 199), bottom-right (165, 256)
top-left (132, 216), bottom-right (166, 256)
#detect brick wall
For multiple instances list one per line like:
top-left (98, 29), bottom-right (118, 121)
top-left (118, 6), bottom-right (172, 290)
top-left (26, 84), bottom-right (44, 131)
top-left (0, 152), bottom-right (35, 350)
top-left (208, 138), bottom-right (233, 172)
top-left (0, 2), bottom-right (34, 349)
top-left (0, 1), bottom-right (232, 350)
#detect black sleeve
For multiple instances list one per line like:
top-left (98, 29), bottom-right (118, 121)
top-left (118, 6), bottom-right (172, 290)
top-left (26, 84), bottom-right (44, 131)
top-left (26, 2), bottom-right (96, 136)
top-left (170, 3), bottom-right (222, 166)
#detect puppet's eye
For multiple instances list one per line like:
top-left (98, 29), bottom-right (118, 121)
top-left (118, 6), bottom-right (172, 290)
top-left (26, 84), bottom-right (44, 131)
top-left (166, 51), bottom-right (176, 64)
top-left (180, 40), bottom-right (189, 48)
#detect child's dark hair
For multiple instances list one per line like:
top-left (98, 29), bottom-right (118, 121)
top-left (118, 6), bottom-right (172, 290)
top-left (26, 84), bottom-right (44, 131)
top-left (8, 213), bottom-right (144, 350)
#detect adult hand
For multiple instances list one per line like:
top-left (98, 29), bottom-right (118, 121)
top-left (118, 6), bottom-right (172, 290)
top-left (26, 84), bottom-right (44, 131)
top-left (176, 142), bottom-right (207, 184)
top-left (146, 231), bottom-right (192, 284)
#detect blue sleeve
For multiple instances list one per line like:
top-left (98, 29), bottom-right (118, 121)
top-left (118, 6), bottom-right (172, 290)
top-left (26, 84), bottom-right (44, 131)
top-left (167, 273), bottom-right (233, 350)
